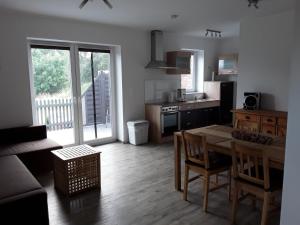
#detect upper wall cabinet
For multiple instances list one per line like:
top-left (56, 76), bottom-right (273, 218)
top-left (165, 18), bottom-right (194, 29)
top-left (218, 53), bottom-right (238, 75)
top-left (166, 51), bottom-right (192, 74)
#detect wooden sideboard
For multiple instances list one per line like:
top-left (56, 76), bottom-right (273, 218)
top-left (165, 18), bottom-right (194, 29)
top-left (232, 109), bottom-right (288, 137)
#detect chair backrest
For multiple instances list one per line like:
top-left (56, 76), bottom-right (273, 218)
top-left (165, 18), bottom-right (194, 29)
top-left (231, 141), bottom-right (270, 190)
top-left (182, 131), bottom-right (210, 169)
top-left (234, 119), bottom-right (259, 133)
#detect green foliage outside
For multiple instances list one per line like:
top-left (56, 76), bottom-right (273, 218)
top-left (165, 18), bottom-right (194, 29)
top-left (32, 49), bottom-right (70, 95)
top-left (31, 48), bottom-right (110, 96)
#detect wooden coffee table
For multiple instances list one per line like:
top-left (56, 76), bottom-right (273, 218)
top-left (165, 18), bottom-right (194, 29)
top-left (52, 144), bottom-right (101, 196)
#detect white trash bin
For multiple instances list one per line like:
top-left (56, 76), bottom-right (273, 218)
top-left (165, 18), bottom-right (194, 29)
top-left (127, 120), bottom-right (149, 145)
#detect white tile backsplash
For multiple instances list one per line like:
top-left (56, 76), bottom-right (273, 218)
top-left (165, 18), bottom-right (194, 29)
top-left (145, 79), bottom-right (180, 103)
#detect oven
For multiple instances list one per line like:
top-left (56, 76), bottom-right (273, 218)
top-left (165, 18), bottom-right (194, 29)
top-left (161, 106), bottom-right (180, 136)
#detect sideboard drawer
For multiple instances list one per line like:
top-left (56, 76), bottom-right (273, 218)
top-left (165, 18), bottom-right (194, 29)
top-left (236, 113), bottom-right (259, 122)
top-left (262, 116), bottom-right (276, 126)
top-left (261, 124), bottom-right (276, 136)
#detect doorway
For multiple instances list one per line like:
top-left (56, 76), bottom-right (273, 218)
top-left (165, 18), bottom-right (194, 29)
top-left (29, 41), bottom-right (116, 146)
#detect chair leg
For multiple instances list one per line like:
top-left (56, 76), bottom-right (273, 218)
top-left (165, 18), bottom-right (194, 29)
top-left (228, 168), bottom-right (232, 201)
top-left (231, 184), bottom-right (239, 225)
top-left (183, 165), bottom-right (189, 201)
top-left (261, 192), bottom-right (271, 225)
top-left (203, 174), bottom-right (210, 212)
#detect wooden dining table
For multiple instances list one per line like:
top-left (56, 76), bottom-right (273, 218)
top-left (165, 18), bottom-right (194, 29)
top-left (174, 125), bottom-right (286, 191)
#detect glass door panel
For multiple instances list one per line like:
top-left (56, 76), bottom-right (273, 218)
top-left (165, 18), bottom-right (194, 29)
top-left (30, 46), bottom-right (75, 146)
top-left (79, 49), bottom-right (112, 142)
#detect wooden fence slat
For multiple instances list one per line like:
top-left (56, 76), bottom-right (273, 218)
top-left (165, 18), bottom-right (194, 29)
top-left (36, 97), bottom-right (74, 131)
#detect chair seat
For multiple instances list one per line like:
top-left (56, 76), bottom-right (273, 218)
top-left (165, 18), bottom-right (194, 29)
top-left (186, 152), bottom-right (232, 170)
top-left (235, 167), bottom-right (283, 192)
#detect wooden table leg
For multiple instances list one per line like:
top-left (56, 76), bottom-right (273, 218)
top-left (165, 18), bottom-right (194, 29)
top-left (174, 133), bottom-right (182, 191)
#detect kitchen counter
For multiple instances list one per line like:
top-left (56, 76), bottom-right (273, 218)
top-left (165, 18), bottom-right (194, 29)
top-left (145, 98), bottom-right (219, 106)
top-left (145, 99), bottom-right (220, 110)
top-left (145, 99), bottom-right (221, 144)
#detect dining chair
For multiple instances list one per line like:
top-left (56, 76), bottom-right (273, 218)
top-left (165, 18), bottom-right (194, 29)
top-left (182, 131), bottom-right (232, 212)
top-left (230, 141), bottom-right (283, 225)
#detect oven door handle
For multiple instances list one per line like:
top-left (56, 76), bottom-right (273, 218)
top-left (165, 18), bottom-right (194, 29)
top-left (161, 114), bottom-right (164, 134)
top-left (162, 111), bottom-right (178, 115)
top-left (178, 111), bottom-right (181, 131)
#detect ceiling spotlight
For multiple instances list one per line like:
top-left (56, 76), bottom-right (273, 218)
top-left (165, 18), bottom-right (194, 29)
top-left (248, 0), bottom-right (261, 9)
top-left (205, 29), bottom-right (222, 38)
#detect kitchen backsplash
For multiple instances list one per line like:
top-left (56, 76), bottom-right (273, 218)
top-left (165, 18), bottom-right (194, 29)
top-left (145, 79), bottom-right (180, 103)
top-left (145, 79), bottom-right (204, 103)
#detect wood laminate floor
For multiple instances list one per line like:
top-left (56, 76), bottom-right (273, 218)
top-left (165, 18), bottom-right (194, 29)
top-left (37, 142), bottom-right (281, 225)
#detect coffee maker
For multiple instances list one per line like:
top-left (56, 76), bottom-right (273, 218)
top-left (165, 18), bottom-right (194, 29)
top-left (176, 89), bottom-right (186, 102)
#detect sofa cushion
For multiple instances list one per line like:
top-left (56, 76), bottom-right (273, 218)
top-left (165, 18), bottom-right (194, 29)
top-left (0, 155), bottom-right (49, 225)
top-left (0, 138), bottom-right (62, 157)
top-left (0, 155), bottom-right (42, 200)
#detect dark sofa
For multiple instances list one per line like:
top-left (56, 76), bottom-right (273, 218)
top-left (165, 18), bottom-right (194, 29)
top-left (0, 155), bottom-right (49, 225)
top-left (0, 125), bottom-right (63, 173)
top-left (0, 125), bottom-right (63, 225)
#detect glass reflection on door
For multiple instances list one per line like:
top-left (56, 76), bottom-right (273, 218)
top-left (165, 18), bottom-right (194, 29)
top-left (79, 49), bottom-right (112, 142)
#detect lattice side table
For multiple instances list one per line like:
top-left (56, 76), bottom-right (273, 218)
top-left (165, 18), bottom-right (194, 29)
top-left (52, 144), bottom-right (101, 196)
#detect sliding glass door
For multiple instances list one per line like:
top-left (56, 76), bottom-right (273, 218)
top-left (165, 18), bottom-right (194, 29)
top-left (29, 42), bottom-right (115, 146)
top-left (78, 48), bottom-right (112, 142)
top-left (30, 46), bottom-right (75, 146)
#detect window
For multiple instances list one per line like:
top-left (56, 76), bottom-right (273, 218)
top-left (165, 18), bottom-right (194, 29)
top-left (180, 50), bottom-right (204, 93)
top-left (181, 54), bottom-right (195, 91)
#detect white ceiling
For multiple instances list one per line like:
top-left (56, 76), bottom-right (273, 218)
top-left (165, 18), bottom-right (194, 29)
top-left (0, 0), bottom-right (295, 37)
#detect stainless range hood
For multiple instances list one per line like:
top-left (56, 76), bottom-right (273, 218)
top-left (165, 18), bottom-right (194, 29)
top-left (145, 30), bottom-right (176, 69)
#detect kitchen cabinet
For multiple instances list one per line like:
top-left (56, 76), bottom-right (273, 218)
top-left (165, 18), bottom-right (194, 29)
top-left (166, 51), bottom-right (192, 74)
top-left (145, 100), bottom-right (220, 144)
top-left (232, 109), bottom-right (288, 137)
top-left (218, 54), bottom-right (238, 75)
top-left (180, 109), bottom-right (196, 130)
top-left (180, 107), bottom-right (220, 130)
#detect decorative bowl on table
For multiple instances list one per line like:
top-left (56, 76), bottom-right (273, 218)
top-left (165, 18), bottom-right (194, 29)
top-left (231, 130), bottom-right (273, 145)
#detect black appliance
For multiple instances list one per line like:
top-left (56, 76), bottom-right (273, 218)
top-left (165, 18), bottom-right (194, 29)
top-left (161, 105), bottom-right (180, 136)
top-left (219, 82), bottom-right (234, 124)
top-left (243, 92), bottom-right (261, 110)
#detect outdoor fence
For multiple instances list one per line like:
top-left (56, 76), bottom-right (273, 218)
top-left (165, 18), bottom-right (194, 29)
top-left (35, 98), bottom-right (73, 131)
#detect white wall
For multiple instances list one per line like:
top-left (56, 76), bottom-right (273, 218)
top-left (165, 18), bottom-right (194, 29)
top-left (280, 2), bottom-right (300, 224)
top-left (0, 9), bottom-right (220, 142)
top-left (237, 10), bottom-right (294, 111)
top-left (218, 37), bottom-right (239, 54)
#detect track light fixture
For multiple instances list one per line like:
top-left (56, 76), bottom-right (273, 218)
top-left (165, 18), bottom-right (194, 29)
top-left (248, 0), bottom-right (261, 9)
top-left (205, 29), bottom-right (221, 38)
